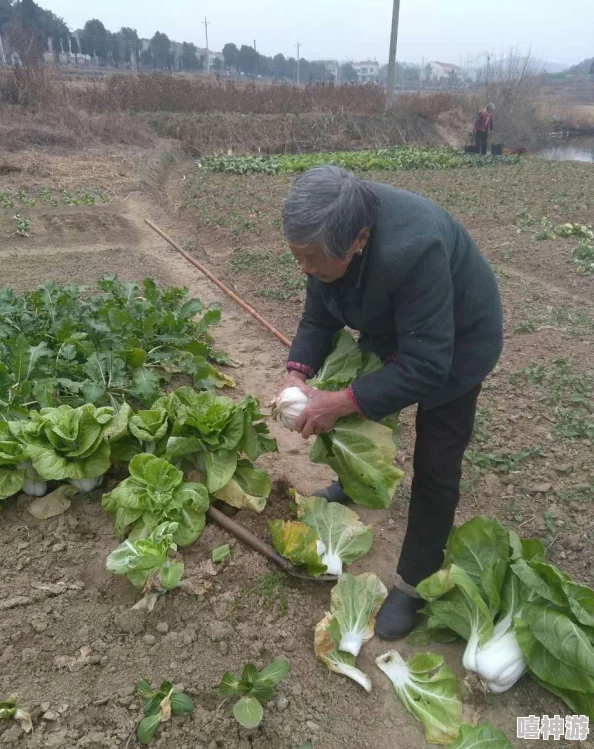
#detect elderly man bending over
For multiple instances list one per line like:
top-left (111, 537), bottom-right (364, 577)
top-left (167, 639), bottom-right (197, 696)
top-left (276, 166), bottom-right (503, 638)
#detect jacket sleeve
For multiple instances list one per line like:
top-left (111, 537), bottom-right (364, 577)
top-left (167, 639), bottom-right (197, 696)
top-left (287, 276), bottom-right (343, 375)
top-left (350, 241), bottom-right (454, 421)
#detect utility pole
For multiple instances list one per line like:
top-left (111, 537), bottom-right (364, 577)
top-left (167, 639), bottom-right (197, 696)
top-left (296, 41), bottom-right (301, 84)
top-left (254, 39), bottom-right (257, 76)
top-left (420, 55), bottom-right (424, 91)
top-left (204, 17), bottom-right (210, 73)
top-left (385, 0), bottom-right (401, 110)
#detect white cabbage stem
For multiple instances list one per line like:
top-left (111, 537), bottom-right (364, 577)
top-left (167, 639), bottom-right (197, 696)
top-left (475, 629), bottom-right (527, 693)
top-left (339, 631), bottom-right (364, 657)
top-left (18, 461), bottom-right (48, 497)
top-left (70, 476), bottom-right (102, 492)
top-left (273, 387), bottom-right (310, 431)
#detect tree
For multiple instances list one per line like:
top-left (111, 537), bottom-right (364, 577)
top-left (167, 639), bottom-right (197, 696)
top-left (181, 41), bottom-right (198, 70)
top-left (148, 30), bottom-right (170, 69)
top-left (119, 26), bottom-right (139, 68)
top-left (271, 53), bottom-right (285, 78)
top-left (80, 18), bottom-right (109, 64)
top-left (70, 33), bottom-right (79, 64)
top-left (222, 42), bottom-right (238, 70)
top-left (237, 44), bottom-right (257, 75)
top-left (213, 56), bottom-right (222, 71)
top-left (340, 62), bottom-right (358, 82)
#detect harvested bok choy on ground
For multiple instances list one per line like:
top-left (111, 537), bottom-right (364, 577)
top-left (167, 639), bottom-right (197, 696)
top-left (273, 331), bottom-right (403, 509)
top-left (413, 515), bottom-right (594, 717)
top-left (314, 573), bottom-right (387, 692)
top-left (269, 491), bottom-right (373, 576)
top-left (375, 650), bottom-right (474, 745)
top-left (0, 696), bottom-right (32, 734)
top-left (446, 724), bottom-right (515, 749)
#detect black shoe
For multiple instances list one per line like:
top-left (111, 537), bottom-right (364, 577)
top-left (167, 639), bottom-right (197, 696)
top-left (311, 481), bottom-right (351, 505)
top-left (375, 588), bottom-right (423, 640)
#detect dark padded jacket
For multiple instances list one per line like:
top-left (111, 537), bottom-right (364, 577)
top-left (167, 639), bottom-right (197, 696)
top-left (287, 183), bottom-right (503, 421)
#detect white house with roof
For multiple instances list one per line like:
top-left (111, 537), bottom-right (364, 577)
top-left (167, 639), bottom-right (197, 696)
top-left (351, 60), bottom-right (379, 82)
top-left (426, 61), bottom-right (464, 82)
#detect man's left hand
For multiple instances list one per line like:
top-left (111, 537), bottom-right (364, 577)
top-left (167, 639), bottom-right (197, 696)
top-left (294, 387), bottom-right (358, 439)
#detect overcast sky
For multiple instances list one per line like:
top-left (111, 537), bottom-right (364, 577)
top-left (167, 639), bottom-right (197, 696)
top-left (42, 0), bottom-right (592, 67)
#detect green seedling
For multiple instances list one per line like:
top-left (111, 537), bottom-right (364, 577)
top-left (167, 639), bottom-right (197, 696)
top-left (16, 189), bottom-right (35, 207)
top-left (0, 696), bottom-right (32, 734)
top-left (0, 191), bottom-right (13, 208)
top-left (136, 679), bottom-right (194, 744)
top-left (41, 187), bottom-right (58, 206)
top-left (13, 214), bottom-right (32, 237)
top-left (96, 189), bottom-right (111, 203)
top-left (212, 543), bottom-right (231, 564)
top-left (219, 658), bottom-right (290, 729)
top-left (60, 188), bottom-right (78, 205)
top-left (77, 190), bottom-right (96, 205)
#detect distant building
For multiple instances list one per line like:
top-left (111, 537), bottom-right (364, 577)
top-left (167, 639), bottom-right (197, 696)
top-left (351, 60), bottom-right (379, 83)
top-left (318, 59), bottom-right (339, 82)
top-left (426, 61), bottom-right (464, 82)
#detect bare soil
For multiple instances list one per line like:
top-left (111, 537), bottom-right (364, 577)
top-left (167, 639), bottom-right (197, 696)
top-left (0, 142), bottom-right (593, 749)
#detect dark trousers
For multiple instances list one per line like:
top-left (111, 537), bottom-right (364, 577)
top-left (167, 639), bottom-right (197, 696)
top-left (475, 130), bottom-right (489, 155)
top-left (396, 384), bottom-right (481, 587)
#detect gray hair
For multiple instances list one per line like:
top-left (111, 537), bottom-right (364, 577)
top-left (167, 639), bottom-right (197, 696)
top-left (486, 102), bottom-right (495, 112)
top-left (282, 166), bottom-right (379, 260)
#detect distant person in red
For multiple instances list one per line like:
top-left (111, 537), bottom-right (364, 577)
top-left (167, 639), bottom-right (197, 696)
top-left (474, 103), bottom-right (495, 155)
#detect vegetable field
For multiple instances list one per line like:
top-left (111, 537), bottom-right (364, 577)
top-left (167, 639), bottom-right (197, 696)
top-left (0, 134), bottom-right (593, 749)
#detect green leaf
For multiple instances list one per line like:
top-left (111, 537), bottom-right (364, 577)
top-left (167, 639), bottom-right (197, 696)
top-left (376, 650), bottom-right (465, 745)
top-left (311, 417), bottom-right (403, 509)
top-left (511, 559), bottom-right (569, 607)
top-left (138, 679), bottom-right (156, 701)
top-left (219, 672), bottom-right (242, 697)
top-left (331, 573), bottom-right (388, 656)
top-left (137, 713), bottom-right (162, 744)
top-left (241, 663), bottom-right (259, 686)
top-left (293, 491), bottom-right (373, 575)
top-left (160, 560), bottom-right (184, 590)
top-left (564, 581), bottom-right (594, 628)
top-left (444, 516), bottom-right (509, 611)
top-left (170, 691), bottom-right (194, 715)
top-left (204, 448), bottom-right (237, 492)
top-left (130, 368), bottom-right (162, 405)
top-left (446, 724), bottom-right (515, 749)
top-left (214, 460), bottom-right (271, 513)
top-left (212, 544), bottom-right (231, 564)
top-left (256, 658), bottom-right (290, 688)
top-left (0, 465), bottom-right (25, 500)
top-left (521, 602), bottom-right (594, 676)
top-left (532, 676), bottom-right (594, 720)
top-left (129, 409), bottom-right (169, 444)
top-left (310, 330), bottom-right (362, 390)
top-left (232, 696), bottom-right (263, 729)
top-left (269, 520), bottom-right (327, 576)
top-left (515, 618), bottom-right (594, 692)
top-left (178, 299), bottom-right (204, 319)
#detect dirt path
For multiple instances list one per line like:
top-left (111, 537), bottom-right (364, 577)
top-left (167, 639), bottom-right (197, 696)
top-left (0, 158), bottom-right (590, 749)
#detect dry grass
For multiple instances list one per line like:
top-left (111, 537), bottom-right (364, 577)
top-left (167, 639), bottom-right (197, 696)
top-left (558, 104), bottom-right (594, 131)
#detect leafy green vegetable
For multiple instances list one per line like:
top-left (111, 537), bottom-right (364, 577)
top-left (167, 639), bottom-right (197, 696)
top-left (0, 277), bottom-right (232, 416)
top-left (0, 695), bottom-right (32, 734)
top-left (293, 491), bottom-right (373, 575)
top-left (136, 679), bottom-right (194, 744)
top-left (376, 650), bottom-right (468, 745)
top-left (314, 612), bottom-right (372, 693)
top-left (414, 516), bottom-right (594, 716)
top-left (202, 147), bottom-right (520, 175)
top-left (212, 544), bottom-right (231, 564)
top-left (102, 453), bottom-right (210, 546)
top-left (218, 659), bottom-right (290, 728)
top-left (309, 332), bottom-right (403, 509)
top-left (10, 404), bottom-right (117, 486)
top-left (446, 724), bottom-right (515, 749)
top-left (106, 521), bottom-right (184, 592)
top-left (269, 519), bottom-right (328, 576)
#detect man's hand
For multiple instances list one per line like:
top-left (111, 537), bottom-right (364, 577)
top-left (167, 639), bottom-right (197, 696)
top-left (281, 370), bottom-right (308, 392)
top-left (294, 387), bottom-right (358, 439)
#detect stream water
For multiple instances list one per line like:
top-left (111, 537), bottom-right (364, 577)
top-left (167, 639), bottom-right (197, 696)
top-left (539, 136), bottom-right (594, 163)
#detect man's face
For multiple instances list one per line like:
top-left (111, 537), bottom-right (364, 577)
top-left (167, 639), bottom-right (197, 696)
top-left (289, 228), bottom-right (370, 283)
